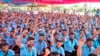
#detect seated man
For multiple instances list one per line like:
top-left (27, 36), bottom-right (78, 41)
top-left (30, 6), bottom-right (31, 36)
top-left (64, 33), bottom-right (78, 56)
top-left (50, 30), bottom-right (65, 56)
top-left (0, 42), bottom-right (15, 56)
top-left (82, 38), bottom-right (95, 56)
top-left (16, 30), bottom-right (37, 56)
top-left (34, 34), bottom-right (47, 56)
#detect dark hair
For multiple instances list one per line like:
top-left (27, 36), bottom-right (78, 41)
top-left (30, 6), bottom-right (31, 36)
top-left (27, 28), bottom-right (30, 32)
top-left (27, 37), bottom-right (34, 41)
top-left (69, 33), bottom-right (74, 36)
top-left (89, 53), bottom-right (97, 56)
top-left (56, 40), bottom-right (63, 42)
top-left (54, 32), bottom-right (58, 36)
top-left (17, 26), bottom-right (21, 28)
top-left (86, 38), bottom-right (93, 42)
top-left (10, 30), bottom-right (15, 33)
top-left (43, 47), bottom-right (50, 53)
top-left (49, 52), bottom-right (60, 56)
top-left (0, 42), bottom-right (8, 48)
top-left (39, 33), bottom-right (44, 37)
top-left (62, 29), bottom-right (67, 31)
top-left (22, 28), bottom-right (27, 32)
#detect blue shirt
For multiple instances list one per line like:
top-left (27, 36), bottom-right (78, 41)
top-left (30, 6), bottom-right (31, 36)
top-left (93, 38), bottom-right (100, 48)
top-left (7, 25), bottom-right (12, 32)
top-left (6, 36), bottom-right (16, 46)
top-left (0, 49), bottom-right (15, 56)
top-left (82, 44), bottom-right (95, 56)
top-left (64, 39), bottom-right (78, 52)
top-left (61, 24), bottom-right (65, 29)
top-left (1, 33), bottom-right (9, 41)
top-left (16, 31), bottom-right (21, 36)
top-left (34, 40), bottom-right (47, 54)
top-left (51, 45), bottom-right (65, 56)
top-left (21, 36), bottom-right (28, 44)
top-left (21, 23), bottom-right (27, 29)
top-left (27, 32), bottom-right (32, 37)
top-left (20, 44), bottom-right (37, 56)
top-left (75, 32), bottom-right (80, 40)
top-left (1, 22), bottom-right (5, 28)
top-left (85, 30), bottom-right (92, 39)
top-left (34, 32), bottom-right (39, 42)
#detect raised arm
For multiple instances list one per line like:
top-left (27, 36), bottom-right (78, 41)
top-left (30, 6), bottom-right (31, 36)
top-left (94, 47), bottom-right (100, 55)
top-left (31, 20), bottom-right (38, 37)
top-left (50, 30), bottom-right (55, 45)
top-left (16, 30), bottom-right (28, 47)
top-left (92, 30), bottom-right (99, 40)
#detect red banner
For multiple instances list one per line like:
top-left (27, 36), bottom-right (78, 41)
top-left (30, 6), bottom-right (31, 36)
top-left (37, 0), bottom-right (100, 4)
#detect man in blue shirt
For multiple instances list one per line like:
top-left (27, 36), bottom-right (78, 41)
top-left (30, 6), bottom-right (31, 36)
top-left (16, 26), bottom-right (22, 36)
top-left (6, 31), bottom-right (16, 47)
top-left (20, 29), bottom-right (28, 44)
top-left (0, 42), bottom-right (15, 56)
top-left (61, 29), bottom-right (69, 42)
top-left (16, 30), bottom-right (37, 56)
top-left (50, 30), bottom-right (65, 56)
top-left (34, 34), bottom-right (47, 56)
top-left (82, 38), bottom-right (95, 56)
top-left (64, 33), bottom-right (78, 56)
top-left (1, 27), bottom-right (9, 41)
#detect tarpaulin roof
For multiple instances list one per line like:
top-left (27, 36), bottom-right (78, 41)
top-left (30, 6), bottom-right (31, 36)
top-left (2, 0), bottom-right (100, 5)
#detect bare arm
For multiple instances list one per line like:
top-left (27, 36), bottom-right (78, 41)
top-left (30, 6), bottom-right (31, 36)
top-left (50, 30), bottom-right (55, 45)
top-left (16, 30), bottom-right (28, 47)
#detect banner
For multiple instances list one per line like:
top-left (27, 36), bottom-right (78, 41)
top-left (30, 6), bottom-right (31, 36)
top-left (3, 0), bottom-right (100, 4)
top-left (37, 0), bottom-right (100, 4)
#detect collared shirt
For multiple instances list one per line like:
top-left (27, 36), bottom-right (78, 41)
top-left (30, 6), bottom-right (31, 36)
top-left (51, 45), bottom-right (65, 56)
top-left (6, 36), bottom-right (16, 46)
top-left (7, 25), bottom-right (12, 32)
top-left (0, 49), bottom-right (15, 56)
top-left (21, 36), bottom-right (28, 44)
top-left (61, 24), bottom-right (65, 29)
top-left (93, 38), bottom-right (100, 48)
top-left (82, 44), bottom-right (95, 56)
top-left (34, 32), bottom-right (39, 42)
top-left (1, 33), bottom-right (9, 41)
top-left (64, 39), bottom-right (78, 52)
top-left (21, 23), bottom-right (27, 29)
top-left (16, 31), bottom-right (21, 36)
top-left (75, 32), bottom-right (80, 40)
top-left (20, 44), bottom-right (37, 56)
top-left (34, 40), bottom-right (47, 54)
top-left (85, 30), bottom-right (92, 39)
top-left (1, 22), bottom-right (5, 28)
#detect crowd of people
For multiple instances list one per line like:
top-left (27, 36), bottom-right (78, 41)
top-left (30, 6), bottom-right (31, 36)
top-left (0, 11), bottom-right (100, 56)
